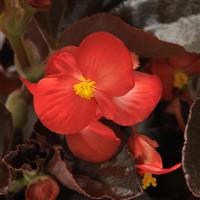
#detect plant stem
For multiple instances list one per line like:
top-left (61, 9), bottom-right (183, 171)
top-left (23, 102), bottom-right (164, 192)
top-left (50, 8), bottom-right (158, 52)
top-left (7, 34), bottom-right (30, 72)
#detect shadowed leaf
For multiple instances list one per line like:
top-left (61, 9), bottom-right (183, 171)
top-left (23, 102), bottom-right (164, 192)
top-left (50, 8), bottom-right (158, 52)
top-left (59, 13), bottom-right (186, 58)
top-left (4, 141), bottom-right (50, 172)
top-left (48, 146), bottom-right (141, 200)
top-left (0, 163), bottom-right (11, 195)
top-left (0, 104), bottom-right (14, 159)
top-left (34, 0), bottom-right (69, 46)
top-left (183, 97), bottom-right (200, 197)
top-left (0, 72), bottom-right (21, 96)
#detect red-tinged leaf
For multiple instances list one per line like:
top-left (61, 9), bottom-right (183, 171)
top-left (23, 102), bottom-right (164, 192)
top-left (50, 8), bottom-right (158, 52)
top-left (0, 163), bottom-right (11, 195)
top-left (48, 146), bottom-right (142, 200)
top-left (0, 104), bottom-right (14, 159)
top-left (59, 13), bottom-right (186, 58)
top-left (183, 97), bottom-right (200, 197)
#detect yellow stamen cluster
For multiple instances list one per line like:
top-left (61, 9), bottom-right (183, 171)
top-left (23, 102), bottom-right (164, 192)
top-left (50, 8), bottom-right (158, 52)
top-left (174, 71), bottom-right (189, 89)
top-left (142, 173), bottom-right (157, 190)
top-left (73, 76), bottom-right (96, 100)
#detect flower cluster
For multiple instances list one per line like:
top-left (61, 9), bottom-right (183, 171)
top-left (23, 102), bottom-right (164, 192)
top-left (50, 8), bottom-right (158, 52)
top-left (22, 32), bottom-right (181, 189)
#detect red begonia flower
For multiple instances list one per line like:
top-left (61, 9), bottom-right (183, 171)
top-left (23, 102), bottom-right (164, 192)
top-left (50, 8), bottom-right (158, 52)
top-left (22, 32), bottom-right (161, 134)
top-left (128, 134), bottom-right (181, 189)
top-left (66, 121), bottom-right (120, 163)
top-left (151, 52), bottom-right (200, 100)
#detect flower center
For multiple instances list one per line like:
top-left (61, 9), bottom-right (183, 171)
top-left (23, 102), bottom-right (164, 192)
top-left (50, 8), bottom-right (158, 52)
top-left (174, 71), bottom-right (189, 89)
top-left (142, 173), bottom-right (157, 190)
top-left (73, 76), bottom-right (96, 100)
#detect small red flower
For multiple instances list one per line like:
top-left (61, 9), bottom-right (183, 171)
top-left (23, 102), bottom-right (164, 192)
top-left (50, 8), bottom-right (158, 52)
top-left (26, 0), bottom-right (51, 9)
top-left (25, 176), bottom-right (59, 200)
top-left (128, 134), bottom-right (181, 189)
top-left (151, 52), bottom-right (200, 100)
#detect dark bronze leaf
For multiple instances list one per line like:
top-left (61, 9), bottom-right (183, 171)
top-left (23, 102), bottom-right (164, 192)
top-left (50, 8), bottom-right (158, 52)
top-left (4, 141), bottom-right (50, 172)
top-left (48, 146), bottom-right (142, 200)
top-left (33, 120), bottom-right (62, 146)
top-left (183, 97), bottom-right (200, 197)
top-left (59, 13), bottom-right (186, 58)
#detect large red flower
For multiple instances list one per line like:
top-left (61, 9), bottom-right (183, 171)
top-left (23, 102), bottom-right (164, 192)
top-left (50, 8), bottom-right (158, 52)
top-left (22, 32), bottom-right (162, 135)
top-left (151, 52), bottom-right (200, 100)
top-left (128, 134), bottom-right (181, 189)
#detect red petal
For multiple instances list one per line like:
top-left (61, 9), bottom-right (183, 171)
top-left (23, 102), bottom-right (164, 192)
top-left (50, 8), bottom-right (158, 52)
top-left (20, 77), bottom-right (37, 95)
top-left (94, 90), bottom-right (116, 120)
top-left (77, 32), bottom-right (134, 96)
top-left (112, 72), bottom-right (162, 126)
top-left (168, 52), bottom-right (199, 70)
top-left (45, 46), bottom-right (81, 78)
top-left (34, 74), bottom-right (97, 134)
top-left (136, 163), bottom-right (181, 175)
top-left (139, 135), bottom-right (159, 148)
top-left (129, 134), bottom-right (162, 167)
top-left (151, 59), bottom-right (174, 100)
top-left (66, 121), bottom-right (120, 163)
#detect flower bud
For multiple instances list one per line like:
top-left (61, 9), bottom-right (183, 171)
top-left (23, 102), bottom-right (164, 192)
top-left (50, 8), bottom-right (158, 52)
top-left (25, 176), bottom-right (59, 200)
